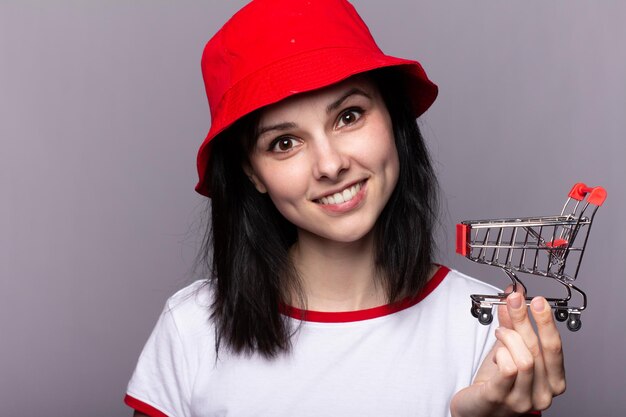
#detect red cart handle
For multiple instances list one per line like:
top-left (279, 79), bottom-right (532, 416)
top-left (456, 223), bottom-right (469, 256)
top-left (568, 183), bottom-right (607, 206)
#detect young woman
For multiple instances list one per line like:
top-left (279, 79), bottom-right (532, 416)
top-left (125, 1), bottom-right (565, 416)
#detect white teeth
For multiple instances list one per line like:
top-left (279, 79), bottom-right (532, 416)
top-left (317, 181), bottom-right (363, 205)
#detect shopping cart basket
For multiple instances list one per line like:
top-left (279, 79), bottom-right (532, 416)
top-left (456, 183), bottom-right (606, 331)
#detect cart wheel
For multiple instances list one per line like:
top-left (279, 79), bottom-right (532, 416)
top-left (478, 308), bottom-right (493, 325)
top-left (470, 304), bottom-right (480, 318)
top-left (566, 315), bottom-right (582, 332)
top-left (554, 309), bottom-right (569, 322)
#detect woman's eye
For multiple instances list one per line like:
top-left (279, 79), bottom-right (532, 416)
top-left (270, 136), bottom-right (299, 153)
top-left (336, 108), bottom-right (363, 128)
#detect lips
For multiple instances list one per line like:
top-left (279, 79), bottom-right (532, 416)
top-left (315, 181), bottom-right (364, 205)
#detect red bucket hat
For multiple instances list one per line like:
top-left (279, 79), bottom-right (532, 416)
top-left (195, 0), bottom-right (438, 196)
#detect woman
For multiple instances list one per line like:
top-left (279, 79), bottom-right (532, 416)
top-left (125, 1), bottom-right (565, 416)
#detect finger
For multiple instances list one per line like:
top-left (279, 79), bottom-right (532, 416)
top-left (506, 292), bottom-right (541, 357)
top-left (497, 285), bottom-right (516, 329)
top-left (484, 346), bottom-right (517, 401)
top-left (530, 297), bottom-right (566, 396)
top-left (495, 327), bottom-right (535, 400)
top-left (505, 291), bottom-right (556, 408)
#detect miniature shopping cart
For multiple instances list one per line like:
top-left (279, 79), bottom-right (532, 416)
top-left (456, 183), bottom-right (606, 331)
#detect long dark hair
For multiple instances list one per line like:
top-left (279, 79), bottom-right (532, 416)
top-left (201, 67), bottom-right (439, 358)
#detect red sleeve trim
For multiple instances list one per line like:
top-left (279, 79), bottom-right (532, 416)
top-left (280, 265), bottom-right (450, 322)
top-left (124, 394), bottom-right (169, 417)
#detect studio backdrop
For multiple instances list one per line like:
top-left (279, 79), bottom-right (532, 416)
top-left (1, 1), bottom-right (624, 416)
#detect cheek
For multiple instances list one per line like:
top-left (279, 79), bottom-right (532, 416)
top-left (257, 162), bottom-right (309, 207)
top-left (366, 119), bottom-right (400, 182)
top-left (383, 142), bottom-right (400, 196)
top-left (374, 130), bottom-right (400, 200)
top-left (387, 145), bottom-right (400, 183)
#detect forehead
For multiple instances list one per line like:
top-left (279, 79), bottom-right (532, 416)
top-left (258, 75), bottom-right (381, 123)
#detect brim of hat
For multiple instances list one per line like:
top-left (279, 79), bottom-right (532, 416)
top-left (195, 46), bottom-right (438, 197)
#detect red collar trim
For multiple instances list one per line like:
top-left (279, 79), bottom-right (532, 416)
top-left (280, 265), bottom-right (450, 323)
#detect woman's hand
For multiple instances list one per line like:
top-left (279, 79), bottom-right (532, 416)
top-left (450, 291), bottom-right (566, 417)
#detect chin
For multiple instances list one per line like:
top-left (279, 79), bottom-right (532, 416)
top-left (312, 223), bottom-right (377, 245)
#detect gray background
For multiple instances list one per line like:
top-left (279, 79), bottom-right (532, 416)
top-left (1, 1), bottom-right (624, 416)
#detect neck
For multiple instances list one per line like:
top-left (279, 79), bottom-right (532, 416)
top-left (289, 230), bottom-right (387, 312)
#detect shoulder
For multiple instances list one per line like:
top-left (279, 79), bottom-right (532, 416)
top-left (429, 267), bottom-right (500, 322)
top-left (126, 280), bottom-right (216, 417)
top-left (161, 279), bottom-right (215, 337)
top-left (440, 267), bottom-right (501, 295)
top-left (441, 269), bottom-right (501, 381)
top-left (136, 279), bottom-right (217, 360)
top-left (429, 267), bottom-right (500, 359)
top-left (420, 265), bottom-right (500, 306)
top-left (418, 266), bottom-right (500, 338)
top-left (165, 279), bottom-right (213, 312)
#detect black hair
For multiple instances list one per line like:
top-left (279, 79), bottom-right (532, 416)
top-left (201, 67), bottom-right (439, 358)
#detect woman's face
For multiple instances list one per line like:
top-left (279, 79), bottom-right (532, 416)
top-left (245, 76), bottom-right (399, 244)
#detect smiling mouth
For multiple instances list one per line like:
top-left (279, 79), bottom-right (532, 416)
top-left (315, 181), bottom-right (364, 205)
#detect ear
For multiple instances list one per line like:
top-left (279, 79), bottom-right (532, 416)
top-left (242, 163), bottom-right (268, 194)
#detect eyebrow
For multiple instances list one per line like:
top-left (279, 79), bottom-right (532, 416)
top-left (256, 87), bottom-right (373, 139)
top-left (325, 87), bottom-right (372, 114)
top-left (256, 122), bottom-right (298, 138)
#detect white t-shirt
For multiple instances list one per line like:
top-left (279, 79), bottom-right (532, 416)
top-left (125, 266), bottom-right (501, 417)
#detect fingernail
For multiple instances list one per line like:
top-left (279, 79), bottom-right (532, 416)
top-left (531, 298), bottom-right (545, 312)
top-left (509, 293), bottom-right (523, 309)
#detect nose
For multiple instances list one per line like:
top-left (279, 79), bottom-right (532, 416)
top-left (311, 134), bottom-right (350, 181)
